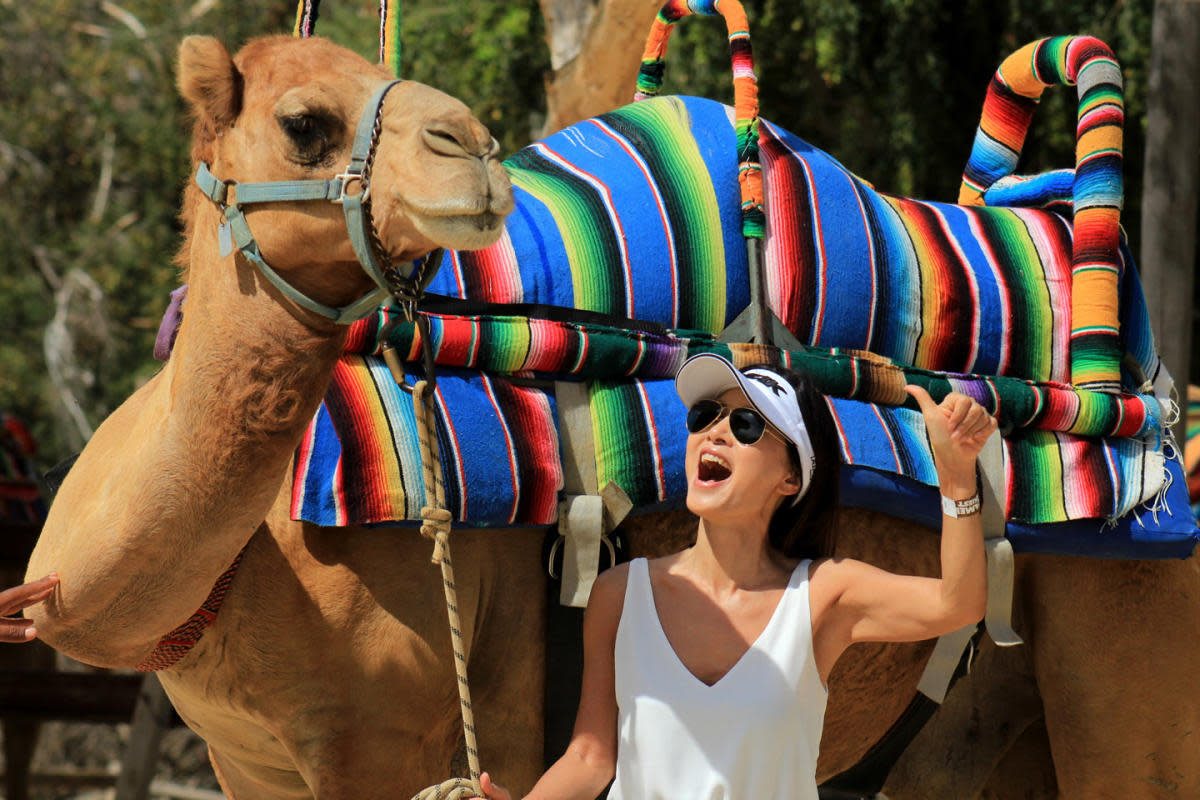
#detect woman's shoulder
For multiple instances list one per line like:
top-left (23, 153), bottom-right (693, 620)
top-left (807, 556), bottom-right (883, 608)
top-left (808, 555), bottom-right (868, 579)
top-left (588, 560), bottom-right (634, 618)
top-left (594, 559), bottom-right (633, 591)
top-left (583, 561), bottom-right (635, 642)
top-left (588, 554), bottom-right (673, 622)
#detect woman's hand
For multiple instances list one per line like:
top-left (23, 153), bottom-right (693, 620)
top-left (905, 385), bottom-right (998, 494)
top-left (478, 772), bottom-right (512, 800)
top-left (0, 573), bottom-right (59, 642)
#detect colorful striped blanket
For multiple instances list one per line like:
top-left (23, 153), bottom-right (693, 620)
top-left (291, 94), bottom-right (1197, 558)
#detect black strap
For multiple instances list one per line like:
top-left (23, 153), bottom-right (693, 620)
top-left (818, 625), bottom-right (983, 798)
top-left (418, 293), bottom-right (671, 337)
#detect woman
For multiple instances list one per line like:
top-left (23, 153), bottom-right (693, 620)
top-left (483, 353), bottom-right (995, 799)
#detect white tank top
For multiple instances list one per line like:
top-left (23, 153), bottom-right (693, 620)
top-left (608, 558), bottom-right (827, 800)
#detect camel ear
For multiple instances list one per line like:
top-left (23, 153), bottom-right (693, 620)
top-left (177, 36), bottom-right (241, 128)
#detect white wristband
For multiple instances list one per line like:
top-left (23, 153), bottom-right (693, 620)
top-left (941, 493), bottom-right (981, 518)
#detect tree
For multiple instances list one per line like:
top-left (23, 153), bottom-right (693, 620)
top-left (0, 0), bottom-right (292, 462)
top-left (0, 0), bottom-right (549, 466)
top-left (1139, 0), bottom-right (1200, 447)
top-left (541, 0), bottom-right (1153, 208)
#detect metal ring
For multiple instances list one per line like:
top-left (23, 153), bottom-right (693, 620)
top-left (546, 532), bottom-right (618, 581)
top-left (600, 534), bottom-right (617, 570)
top-left (547, 535), bottom-right (563, 580)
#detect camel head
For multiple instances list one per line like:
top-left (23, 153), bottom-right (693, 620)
top-left (177, 35), bottom-right (513, 322)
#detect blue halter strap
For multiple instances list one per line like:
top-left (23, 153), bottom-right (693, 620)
top-left (193, 79), bottom-right (433, 324)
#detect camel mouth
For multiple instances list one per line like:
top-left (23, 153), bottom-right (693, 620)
top-left (410, 209), bottom-right (507, 251)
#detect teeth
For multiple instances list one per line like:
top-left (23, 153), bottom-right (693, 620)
top-left (701, 453), bottom-right (729, 469)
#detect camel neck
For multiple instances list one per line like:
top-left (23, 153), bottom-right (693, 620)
top-left (165, 232), bottom-right (349, 461)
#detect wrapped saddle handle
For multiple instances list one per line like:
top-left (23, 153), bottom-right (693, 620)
top-left (959, 36), bottom-right (1125, 392)
top-left (635, 0), bottom-right (764, 239)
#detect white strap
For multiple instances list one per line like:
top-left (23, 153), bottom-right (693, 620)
top-left (553, 381), bottom-right (633, 607)
top-left (555, 381), bottom-right (598, 496)
top-left (556, 483), bottom-right (631, 607)
top-left (916, 428), bottom-right (1022, 704)
top-left (978, 429), bottom-right (1023, 646)
top-left (559, 495), bottom-right (605, 608)
top-left (916, 623), bottom-right (977, 703)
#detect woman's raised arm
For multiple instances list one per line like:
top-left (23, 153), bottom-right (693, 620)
top-left (812, 387), bottom-right (996, 677)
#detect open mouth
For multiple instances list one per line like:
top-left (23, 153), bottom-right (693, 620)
top-left (697, 452), bottom-right (732, 483)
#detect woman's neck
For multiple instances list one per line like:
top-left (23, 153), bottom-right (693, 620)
top-left (683, 517), bottom-right (789, 592)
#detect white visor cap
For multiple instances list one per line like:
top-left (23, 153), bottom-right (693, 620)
top-left (674, 353), bottom-right (816, 503)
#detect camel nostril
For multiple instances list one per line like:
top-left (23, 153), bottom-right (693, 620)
top-left (422, 114), bottom-right (500, 160)
top-left (423, 127), bottom-right (468, 157)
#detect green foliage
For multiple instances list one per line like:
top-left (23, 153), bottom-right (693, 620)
top-left (0, 0), bottom-right (547, 465)
top-left (308, 0), bottom-right (549, 154)
top-left (1, 0), bottom-right (280, 462)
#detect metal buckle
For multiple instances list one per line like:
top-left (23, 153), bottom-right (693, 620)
top-left (333, 171), bottom-right (369, 204)
top-left (213, 179), bottom-right (233, 208)
top-left (382, 307), bottom-right (438, 394)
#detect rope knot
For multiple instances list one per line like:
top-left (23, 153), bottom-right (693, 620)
top-left (421, 505), bottom-right (454, 562)
top-left (403, 362), bottom-right (483, 791)
top-left (410, 776), bottom-right (481, 800)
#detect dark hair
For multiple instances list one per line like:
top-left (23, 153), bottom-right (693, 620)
top-left (748, 364), bottom-right (841, 560)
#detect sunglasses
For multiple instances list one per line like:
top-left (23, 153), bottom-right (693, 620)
top-left (685, 399), bottom-right (785, 447)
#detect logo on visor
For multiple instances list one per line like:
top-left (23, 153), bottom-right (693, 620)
top-left (747, 372), bottom-right (788, 397)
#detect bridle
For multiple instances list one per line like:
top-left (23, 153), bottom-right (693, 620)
top-left (193, 79), bottom-right (440, 324)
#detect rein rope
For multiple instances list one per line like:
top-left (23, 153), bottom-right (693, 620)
top-left (293, 6), bottom-right (487, 797)
top-left (408, 377), bottom-right (484, 800)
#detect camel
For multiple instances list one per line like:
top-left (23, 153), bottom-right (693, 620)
top-left (22, 29), bottom-right (1200, 800)
top-left (24, 34), bottom-right (547, 799)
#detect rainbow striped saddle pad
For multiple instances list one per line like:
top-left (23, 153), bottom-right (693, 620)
top-left (291, 95), bottom-right (1197, 558)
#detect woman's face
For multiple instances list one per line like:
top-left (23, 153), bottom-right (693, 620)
top-left (683, 387), bottom-right (801, 528)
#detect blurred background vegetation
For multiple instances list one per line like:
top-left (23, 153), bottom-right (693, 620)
top-left (0, 0), bottom-right (1167, 468)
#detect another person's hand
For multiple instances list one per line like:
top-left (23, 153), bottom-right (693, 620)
top-left (477, 772), bottom-right (512, 800)
top-left (1, 573), bottom-right (59, 642)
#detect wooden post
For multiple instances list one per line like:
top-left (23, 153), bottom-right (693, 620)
top-left (114, 673), bottom-right (174, 800)
top-left (1140, 0), bottom-right (1200, 447)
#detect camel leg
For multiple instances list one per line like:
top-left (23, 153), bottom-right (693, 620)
top-left (980, 717), bottom-right (1058, 800)
top-left (462, 529), bottom-right (548, 795)
top-left (884, 595), bottom-right (1043, 798)
top-left (1024, 555), bottom-right (1200, 799)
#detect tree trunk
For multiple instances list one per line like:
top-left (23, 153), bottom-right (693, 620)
top-left (538, 0), bottom-right (663, 136)
top-left (1140, 0), bottom-right (1200, 447)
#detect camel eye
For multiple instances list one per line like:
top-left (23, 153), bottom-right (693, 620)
top-left (278, 111), bottom-right (336, 166)
top-left (284, 114), bottom-right (318, 136)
